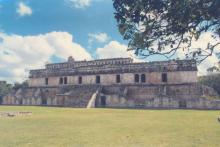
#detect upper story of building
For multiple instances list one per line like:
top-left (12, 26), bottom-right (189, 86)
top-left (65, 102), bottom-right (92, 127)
top-left (28, 57), bottom-right (198, 87)
top-left (29, 57), bottom-right (197, 78)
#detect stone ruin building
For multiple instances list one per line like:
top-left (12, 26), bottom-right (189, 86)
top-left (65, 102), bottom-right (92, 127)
top-left (2, 57), bottom-right (220, 109)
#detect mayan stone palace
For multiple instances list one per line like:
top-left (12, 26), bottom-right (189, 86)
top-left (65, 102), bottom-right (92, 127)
top-left (2, 57), bottom-right (220, 109)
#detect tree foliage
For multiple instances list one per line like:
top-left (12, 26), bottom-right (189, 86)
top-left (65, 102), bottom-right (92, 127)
top-left (13, 81), bottom-right (28, 91)
top-left (113, 0), bottom-right (220, 63)
top-left (0, 82), bottom-right (12, 104)
top-left (199, 74), bottom-right (220, 95)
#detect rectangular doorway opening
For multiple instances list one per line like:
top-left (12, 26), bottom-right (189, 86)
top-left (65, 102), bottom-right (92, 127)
top-left (42, 97), bottom-right (47, 105)
top-left (179, 100), bottom-right (187, 109)
top-left (96, 75), bottom-right (100, 84)
top-left (100, 96), bottom-right (106, 107)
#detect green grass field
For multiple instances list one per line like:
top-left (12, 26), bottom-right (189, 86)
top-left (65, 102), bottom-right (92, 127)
top-left (0, 106), bottom-right (220, 147)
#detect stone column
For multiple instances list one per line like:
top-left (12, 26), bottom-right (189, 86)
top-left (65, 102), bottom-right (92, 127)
top-left (32, 98), bottom-right (36, 105)
top-left (47, 98), bottom-right (52, 106)
top-left (36, 98), bottom-right (41, 105)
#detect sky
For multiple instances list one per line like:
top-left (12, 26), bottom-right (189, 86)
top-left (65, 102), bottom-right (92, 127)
top-left (0, 0), bottom-right (219, 83)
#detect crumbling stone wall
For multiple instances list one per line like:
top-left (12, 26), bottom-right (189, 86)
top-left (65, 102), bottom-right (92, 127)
top-left (28, 71), bottom-right (197, 87)
top-left (95, 84), bottom-right (220, 109)
top-left (4, 58), bottom-right (218, 109)
top-left (3, 84), bottom-right (220, 109)
top-left (28, 58), bottom-right (198, 87)
top-left (3, 85), bottom-right (99, 108)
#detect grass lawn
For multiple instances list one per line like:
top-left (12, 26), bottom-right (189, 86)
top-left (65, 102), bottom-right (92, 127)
top-left (0, 106), bottom-right (220, 147)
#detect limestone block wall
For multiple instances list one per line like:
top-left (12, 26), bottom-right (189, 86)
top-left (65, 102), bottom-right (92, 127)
top-left (2, 85), bottom-right (99, 108)
top-left (167, 71), bottom-right (198, 84)
top-left (100, 95), bottom-right (220, 109)
top-left (28, 78), bottom-right (45, 87)
top-left (28, 71), bottom-right (197, 87)
top-left (2, 84), bottom-right (220, 109)
top-left (81, 75), bottom-right (96, 85)
top-left (48, 77), bottom-right (60, 86)
top-left (96, 84), bottom-right (220, 109)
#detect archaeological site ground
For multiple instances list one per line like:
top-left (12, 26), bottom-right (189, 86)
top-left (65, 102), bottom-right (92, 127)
top-left (1, 1), bottom-right (220, 147)
top-left (0, 106), bottom-right (220, 147)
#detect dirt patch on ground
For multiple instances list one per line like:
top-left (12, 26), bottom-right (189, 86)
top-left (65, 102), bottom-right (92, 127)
top-left (0, 111), bottom-right (32, 117)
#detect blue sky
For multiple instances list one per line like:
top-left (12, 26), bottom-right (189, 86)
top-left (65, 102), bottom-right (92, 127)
top-left (0, 0), bottom-right (219, 82)
top-left (0, 0), bottom-right (126, 57)
top-left (0, 0), bottom-right (135, 82)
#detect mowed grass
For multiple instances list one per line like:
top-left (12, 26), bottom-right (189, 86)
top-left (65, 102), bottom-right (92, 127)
top-left (0, 106), bottom-right (220, 147)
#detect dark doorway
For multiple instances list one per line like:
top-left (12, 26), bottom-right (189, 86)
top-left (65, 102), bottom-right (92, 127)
top-left (78, 76), bottom-right (82, 84)
top-left (59, 77), bottom-right (63, 85)
top-left (19, 99), bottom-right (23, 105)
top-left (42, 97), bottom-right (47, 105)
top-left (134, 74), bottom-right (139, 83)
top-left (116, 74), bottom-right (121, 83)
top-left (96, 75), bottom-right (100, 84)
top-left (141, 74), bottom-right (146, 83)
top-left (64, 77), bottom-right (68, 84)
top-left (45, 78), bottom-right (49, 85)
top-left (162, 73), bottom-right (168, 83)
top-left (0, 97), bottom-right (2, 105)
top-left (179, 100), bottom-right (187, 108)
top-left (100, 96), bottom-right (106, 107)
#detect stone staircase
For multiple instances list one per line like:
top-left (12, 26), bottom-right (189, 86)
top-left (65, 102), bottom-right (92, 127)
top-left (101, 85), bottom-right (127, 97)
top-left (57, 85), bottom-right (100, 107)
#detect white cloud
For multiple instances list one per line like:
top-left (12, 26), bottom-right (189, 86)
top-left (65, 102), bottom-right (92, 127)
top-left (192, 33), bottom-right (220, 75)
top-left (0, 32), bottom-right (92, 82)
top-left (176, 32), bottom-right (220, 75)
top-left (16, 2), bottom-right (32, 17)
top-left (96, 41), bottom-right (143, 62)
top-left (96, 41), bottom-right (128, 58)
top-left (67, 0), bottom-right (91, 8)
top-left (197, 55), bottom-right (219, 75)
top-left (97, 38), bottom-right (219, 75)
top-left (66, 0), bottom-right (104, 9)
top-left (88, 32), bottom-right (110, 43)
top-left (0, 31), bottom-right (218, 83)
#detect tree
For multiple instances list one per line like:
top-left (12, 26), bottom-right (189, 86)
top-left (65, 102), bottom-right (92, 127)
top-left (113, 0), bottom-right (220, 63)
top-left (199, 74), bottom-right (220, 95)
top-left (207, 66), bottom-right (219, 73)
top-left (0, 82), bottom-right (12, 104)
top-left (13, 81), bottom-right (28, 91)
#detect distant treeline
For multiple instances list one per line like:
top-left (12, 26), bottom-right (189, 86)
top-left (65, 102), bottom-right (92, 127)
top-left (0, 81), bottom-right (28, 104)
top-left (0, 82), bottom-right (12, 104)
top-left (199, 74), bottom-right (220, 95)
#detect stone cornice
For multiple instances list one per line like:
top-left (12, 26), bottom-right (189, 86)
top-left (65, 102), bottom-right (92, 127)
top-left (29, 59), bottom-right (197, 78)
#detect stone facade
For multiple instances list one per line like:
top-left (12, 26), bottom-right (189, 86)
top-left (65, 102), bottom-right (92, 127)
top-left (2, 57), bottom-right (220, 109)
top-left (28, 57), bottom-right (198, 87)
